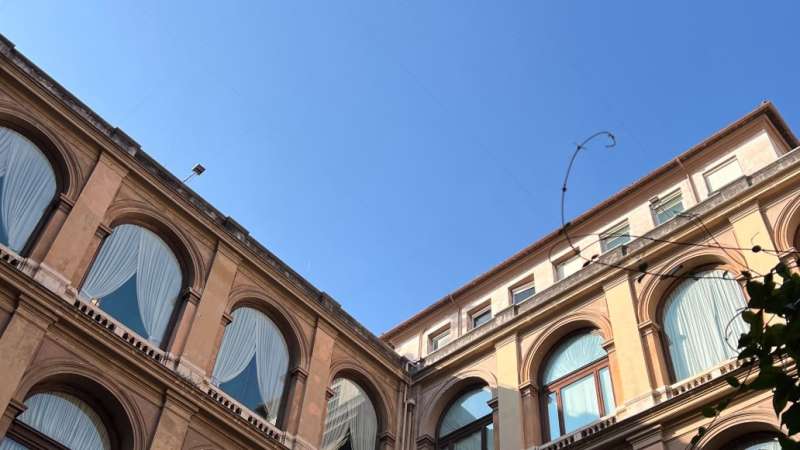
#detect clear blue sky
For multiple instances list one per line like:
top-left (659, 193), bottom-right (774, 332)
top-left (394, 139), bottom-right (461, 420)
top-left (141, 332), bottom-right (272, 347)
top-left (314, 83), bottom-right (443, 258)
top-left (2, 1), bottom-right (798, 334)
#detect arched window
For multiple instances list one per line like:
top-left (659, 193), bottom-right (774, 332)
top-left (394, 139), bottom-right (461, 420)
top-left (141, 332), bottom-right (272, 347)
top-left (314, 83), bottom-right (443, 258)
top-left (541, 330), bottom-right (614, 441)
top-left (211, 307), bottom-right (290, 425)
top-left (437, 386), bottom-right (493, 450)
top-left (0, 126), bottom-right (57, 253)
top-left (725, 433), bottom-right (780, 450)
top-left (321, 378), bottom-right (378, 450)
top-left (80, 224), bottom-right (182, 347)
top-left (662, 269), bottom-right (748, 381)
top-left (0, 392), bottom-right (111, 450)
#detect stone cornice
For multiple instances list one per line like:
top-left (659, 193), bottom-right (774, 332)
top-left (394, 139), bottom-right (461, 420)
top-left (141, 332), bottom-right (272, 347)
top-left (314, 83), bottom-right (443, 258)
top-left (0, 33), bottom-right (405, 375)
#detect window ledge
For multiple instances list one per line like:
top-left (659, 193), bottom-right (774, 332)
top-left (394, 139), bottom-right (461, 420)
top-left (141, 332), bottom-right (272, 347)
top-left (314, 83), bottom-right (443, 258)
top-left (664, 358), bottom-right (745, 400)
top-left (534, 415), bottom-right (617, 450)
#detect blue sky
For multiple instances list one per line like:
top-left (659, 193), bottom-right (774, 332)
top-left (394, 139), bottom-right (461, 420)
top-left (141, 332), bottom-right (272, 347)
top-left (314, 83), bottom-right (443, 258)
top-left (2, 1), bottom-right (798, 334)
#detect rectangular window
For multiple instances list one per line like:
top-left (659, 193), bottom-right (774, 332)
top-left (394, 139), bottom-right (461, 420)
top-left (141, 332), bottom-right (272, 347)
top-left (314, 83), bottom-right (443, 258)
top-left (429, 328), bottom-right (450, 353)
top-left (704, 157), bottom-right (743, 193)
top-left (555, 253), bottom-right (584, 281)
top-left (511, 282), bottom-right (536, 304)
top-left (651, 190), bottom-right (684, 225)
top-left (599, 221), bottom-right (630, 253)
top-left (470, 307), bottom-right (492, 329)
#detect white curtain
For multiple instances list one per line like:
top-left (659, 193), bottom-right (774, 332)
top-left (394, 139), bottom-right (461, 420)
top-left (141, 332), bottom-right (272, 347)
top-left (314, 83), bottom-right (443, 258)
top-left (81, 224), bottom-right (182, 345)
top-left (0, 127), bottom-right (56, 252)
top-left (439, 387), bottom-right (492, 437)
top-left (212, 307), bottom-right (290, 425)
top-left (321, 378), bottom-right (378, 450)
top-left (453, 430), bottom-right (482, 450)
top-left (744, 438), bottom-right (780, 450)
top-left (254, 312), bottom-right (290, 424)
top-left (561, 375), bottom-right (600, 434)
top-left (663, 270), bottom-right (749, 381)
top-left (0, 439), bottom-right (29, 450)
top-left (16, 392), bottom-right (110, 450)
top-left (543, 332), bottom-right (606, 384)
top-left (212, 307), bottom-right (261, 384)
top-left (81, 224), bottom-right (140, 300)
top-left (136, 228), bottom-right (182, 345)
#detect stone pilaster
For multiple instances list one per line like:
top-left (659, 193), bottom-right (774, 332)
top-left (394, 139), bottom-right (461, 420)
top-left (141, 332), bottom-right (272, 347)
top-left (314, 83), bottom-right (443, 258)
top-left (494, 334), bottom-right (524, 450)
top-left (148, 390), bottom-right (197, 450)
top-left (293, 319), bottom-right (337, 450)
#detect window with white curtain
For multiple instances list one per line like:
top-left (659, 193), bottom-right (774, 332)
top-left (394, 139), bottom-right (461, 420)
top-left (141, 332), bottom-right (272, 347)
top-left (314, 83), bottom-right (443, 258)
top-left (0, 126), bottom-right (57, 253)
top-left (727, 433), bottom-right (780, 450)
top-left (321, 378), bottom-right (378, 450)
top-left (0, 392), bottom-right (111, 450)
top-left (542, 330), bottom-right (614, 441)
top-left (211, 306), bottom-right (290, 425)
top-left (437, 386), bottom-right (493, 450)
top-left (80, 224), bottom-right (183, 347)
top-left (662, 269), bottom-right (749, 381)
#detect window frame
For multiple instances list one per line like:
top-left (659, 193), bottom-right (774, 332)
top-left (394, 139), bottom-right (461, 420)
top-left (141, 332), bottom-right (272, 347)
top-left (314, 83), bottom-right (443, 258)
top-left (703, 156), bottom-right (743, 194)
top-left (428, 326), bottom-right (451, 353)
top-left (650, 189), bottom-right (684, 226)
top-left (541, 355), bottom-right (612, 441)
top-left (510, 281), bottom-right (536, 305)
top-left (436, 386), bottom-right (494, 450)
top-left (599, 220), bottom-right (631, 254)
top-left (469, 305), bottom-right (492, 330)
top-left (554, 251), bottom-right (583, 281)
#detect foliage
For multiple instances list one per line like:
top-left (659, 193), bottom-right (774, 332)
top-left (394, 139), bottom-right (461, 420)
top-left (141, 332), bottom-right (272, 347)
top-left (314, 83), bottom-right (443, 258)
top-left (692, 262), bottom-right (800, 449)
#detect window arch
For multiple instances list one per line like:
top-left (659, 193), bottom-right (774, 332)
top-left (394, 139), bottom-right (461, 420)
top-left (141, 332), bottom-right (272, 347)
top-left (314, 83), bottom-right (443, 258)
top-left (321, 377), bottom-right (378, 450)
top-left (80, 224), bottom-right (183, 348)
top-left (436, 386), bottom-right (493, 450)
top-left (541, 330), bottom-right (614, 441)
top-left (661, 269), bottom-right (748, 381)
top-left (0, 126), bottom-right (57, 254)
top-left (211, 306), bottom-right (290, 425)
top-left (0, 392), bottom-right (111, 450)
top-left (724, 432), bottom-right (780, 450)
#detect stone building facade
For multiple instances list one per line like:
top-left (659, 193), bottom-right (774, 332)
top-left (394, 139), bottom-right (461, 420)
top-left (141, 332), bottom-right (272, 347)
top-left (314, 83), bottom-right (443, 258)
top-left (0, 32), bottom-right (797, 450)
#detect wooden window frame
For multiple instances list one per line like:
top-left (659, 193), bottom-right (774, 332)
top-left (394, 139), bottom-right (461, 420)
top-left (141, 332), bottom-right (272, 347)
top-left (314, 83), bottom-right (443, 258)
top-left (650, 189), bottom-right (684, 226)
top-left (541, 357), bottom-right (611, 441)
top-left (510, 281), bottom-right (536, 305)
top-left (436, 413), bottom-right (493, 450)
top-left (599, 220), bottom-right (631, 254)
top-left (428, 326), bottom-right (451, 353)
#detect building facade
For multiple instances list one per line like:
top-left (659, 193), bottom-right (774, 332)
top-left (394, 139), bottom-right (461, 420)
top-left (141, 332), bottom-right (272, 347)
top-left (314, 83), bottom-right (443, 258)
top-left (0, 32), bottom-right (797, 450)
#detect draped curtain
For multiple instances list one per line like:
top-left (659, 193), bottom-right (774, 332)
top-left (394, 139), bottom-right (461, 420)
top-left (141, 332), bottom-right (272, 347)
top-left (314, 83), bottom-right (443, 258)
top-left (0, 127), bottom-right (57, 252)
top-left (543, 332), bottom-right (606, 384)
top-left (321, 378), bottom-right (378, 450)
top-left (15, 392), bottom-right (110, 450)
top-left (439, 387), bottom-right (492, 437)
top-left (560, 375), bottom-right (600, 434)
top-left (743, 438), bottom-right (780, 450)
top-left (81, 224), bottom-right (182, 345)
top-left (212, 307), bottom-right (290, 424)
top-left (663, 270), bottom-right (749, 381)
top-left (0, 438), bottom-right (28, 450)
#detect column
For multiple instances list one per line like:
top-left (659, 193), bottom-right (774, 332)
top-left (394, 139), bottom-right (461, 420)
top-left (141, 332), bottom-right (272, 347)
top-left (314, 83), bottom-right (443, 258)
top-left (627, 425), bottom-right (665, 450)
top-left (148, 390), bottom-right (197, 450)
top-left (519, 382), bottom-right (542, 447)
top-left (0, 296), bottom-right (56, 422)
top-left (604, 276), bottom-right (654, 413)
top-left (494, 334), bottom-right (524, 450)
top-left (293, 319), bottom-right (337, 450)
top-left (178, 243), bottom-right (239, 377)
top-left (729, 203), bottom-right (781, 275)
top-left (282, 367), bottom-right (309, 437)
top-left (36, 153), bottom-right (127, 290)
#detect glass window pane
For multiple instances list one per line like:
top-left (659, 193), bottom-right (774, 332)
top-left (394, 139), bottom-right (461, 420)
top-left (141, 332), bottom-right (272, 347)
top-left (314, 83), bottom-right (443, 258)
top-left (512, 285), bottom-right (535, 304)
top-left (547, 393), bottom-right (560, 440)
top-left (439, 387), bottom-right (492, 437)
top-left (453, 430), bottom-right (482, 450)
top-left (321, 378), bottom-right (378, 450)
top-left (663, 270), bottom-right (749, 380)
top-left (561, 375), bottom-right (601, 433)
top-left (543, 332), bottom-right (606, 383)
top-left (17, 392), bottom-right (111, 450)
top-left (0, 438), bottom-right (31, 450)
top-left (472, 310), bottom-right (491, 328)
top-left (599, 367), bottom-right (615, 414)
top-left (485, 423), bottom-right (494, 450)
top-left (742, 437), bottom-right (780, 450)
top-left (600, 223), bottom-right (630, 253)
top-left (430, 330), bottom-right (450, 351)
top-left (653, 193), bottom-right (684, 225)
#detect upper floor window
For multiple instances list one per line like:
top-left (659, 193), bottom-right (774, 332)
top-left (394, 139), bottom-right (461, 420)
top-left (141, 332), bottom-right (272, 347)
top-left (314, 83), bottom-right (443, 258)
top-left (703, 157), bottom-right (743, 193)
top-left (429, 328), bottom-right (450, 353)
top-left (321, 377), bottom-right (378, 450)
top-left (80, 224), bottom-right (182, 347)
top-left (0, 127), bottom-right (57, 253)
top-left (555, 253), bottom-right (583, 281)
top-left (437, 386), bottom-right (493, 450)
top-left (0, 392), bottom-right (111, 450)
top-left (651, 190), bottom-right (684, 225)
top-left (542, 330), bottom-right (614, 441)
top-left (470, 306), bottom-right (492, 329)
top-left (212, 307), bottom-right (290, 424)
top-left (662, 269), bottom-right (748, 381)
top-left (511, 281), bottom-right (536, 304)
top-left (599, 221), bottom-right (630, 253)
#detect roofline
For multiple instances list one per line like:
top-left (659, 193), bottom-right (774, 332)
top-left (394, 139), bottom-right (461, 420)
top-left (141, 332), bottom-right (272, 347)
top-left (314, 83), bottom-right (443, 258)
top-left (381, 101), bottom-right (799, 340)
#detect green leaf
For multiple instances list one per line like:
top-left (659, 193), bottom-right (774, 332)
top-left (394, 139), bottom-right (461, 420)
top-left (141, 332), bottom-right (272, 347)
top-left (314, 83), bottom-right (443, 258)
top-left (701, 406), bottom-right (716, 418)
top-left (725, 376), bottom-right (740, 388)
top-left (781, 403), bottom-right (800, 435)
